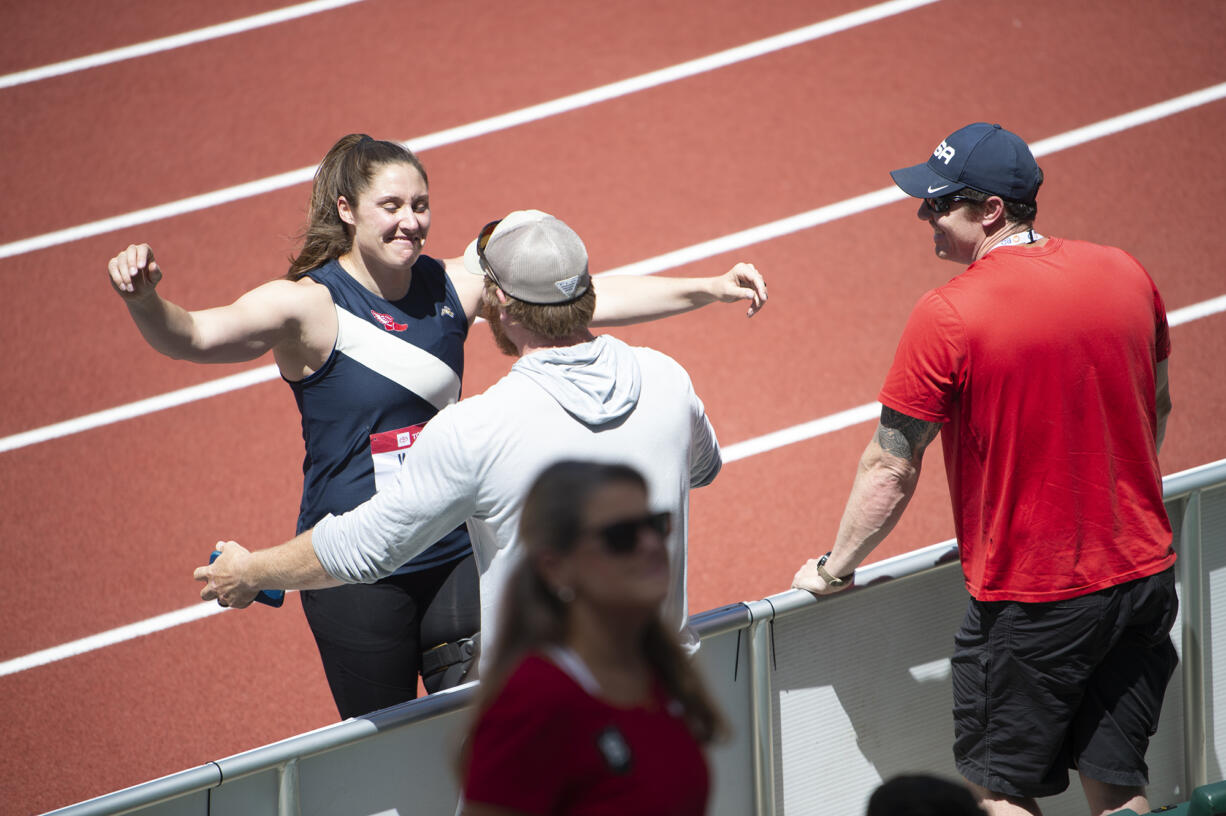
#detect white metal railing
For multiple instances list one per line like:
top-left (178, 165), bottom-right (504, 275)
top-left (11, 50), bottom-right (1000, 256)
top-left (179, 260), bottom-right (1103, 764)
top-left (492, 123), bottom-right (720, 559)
top-left (45, 459), bottom-right (1226, 816)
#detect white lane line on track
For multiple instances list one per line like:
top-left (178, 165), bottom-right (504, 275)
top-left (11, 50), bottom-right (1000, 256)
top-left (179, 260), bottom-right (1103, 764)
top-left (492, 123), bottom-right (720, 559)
top-left (1, 255), bottom-right (1222, 458)
top-left (1170, 294), bottom-right (1226, 326)
top-left (0, 0), bottom-right (939, 261)
top-left (0, 601), bottom-right (233, 677)
top-left (0, 366), bottom-right (282, 454)
top-left (2, 409), bottom-right (884, 678)
top-left (712, 294), bottom-right (1226, 464)
top-left (3, 291), bottom-right (1220, 458)
top-left (0, 597), bottom-right (230, 671)
top-left (669, 293), bottom-right (1223, 469)
top-left (722, 402), bottom-right (883, 463)
top-left (0, 0), bottom-right (369, 90)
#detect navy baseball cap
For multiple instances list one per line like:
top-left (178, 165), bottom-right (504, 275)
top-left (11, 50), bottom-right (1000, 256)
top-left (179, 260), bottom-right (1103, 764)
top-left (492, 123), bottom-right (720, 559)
top-left (890, 123), bottom-right (1042, 202)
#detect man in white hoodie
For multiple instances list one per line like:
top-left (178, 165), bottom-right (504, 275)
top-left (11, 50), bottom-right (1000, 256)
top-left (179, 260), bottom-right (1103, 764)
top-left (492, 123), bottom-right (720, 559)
top-left (195, 210), bottom-right (725, 667)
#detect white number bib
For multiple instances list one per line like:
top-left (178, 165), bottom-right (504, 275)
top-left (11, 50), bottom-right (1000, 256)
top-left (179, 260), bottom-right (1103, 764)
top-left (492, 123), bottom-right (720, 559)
top-left (369, 423), bottom-right (425, 491)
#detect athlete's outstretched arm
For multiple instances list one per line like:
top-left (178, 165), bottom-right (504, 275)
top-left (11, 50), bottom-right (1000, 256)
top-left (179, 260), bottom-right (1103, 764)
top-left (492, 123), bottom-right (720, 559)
top-left (443, 257), bottom-right (767, 326)
top-left (587, 262), bottom-right (767, 324)
top-left (108, 243), bottom-right (328, 365)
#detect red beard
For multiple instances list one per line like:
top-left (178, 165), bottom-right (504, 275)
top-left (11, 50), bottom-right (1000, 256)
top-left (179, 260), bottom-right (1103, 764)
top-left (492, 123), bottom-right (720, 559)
top-left (483, 302), bottom-right (519, 357)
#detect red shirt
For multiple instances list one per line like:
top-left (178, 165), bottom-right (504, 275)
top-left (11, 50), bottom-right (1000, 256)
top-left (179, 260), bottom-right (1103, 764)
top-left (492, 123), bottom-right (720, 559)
top-left (464, 653), bottom-right (710, 815)
top-left (879, 238), bottom-right (1174, 601)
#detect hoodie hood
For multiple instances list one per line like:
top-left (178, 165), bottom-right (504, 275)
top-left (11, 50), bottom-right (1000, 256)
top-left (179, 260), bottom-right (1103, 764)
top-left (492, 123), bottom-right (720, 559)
top-left (511, 334), bottom-right (641, 427)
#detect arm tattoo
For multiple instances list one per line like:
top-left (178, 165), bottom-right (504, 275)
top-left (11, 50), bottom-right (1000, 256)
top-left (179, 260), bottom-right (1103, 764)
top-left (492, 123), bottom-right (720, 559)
top-left (875, 406), bottom-right (942, 461)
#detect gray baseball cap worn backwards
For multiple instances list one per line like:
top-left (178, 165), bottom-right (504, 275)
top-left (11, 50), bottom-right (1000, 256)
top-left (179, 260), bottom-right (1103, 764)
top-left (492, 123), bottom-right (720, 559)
top-left (890, 122), bottom-right (1042, 202)
top-left (464, 210), bottom-right (592, 305)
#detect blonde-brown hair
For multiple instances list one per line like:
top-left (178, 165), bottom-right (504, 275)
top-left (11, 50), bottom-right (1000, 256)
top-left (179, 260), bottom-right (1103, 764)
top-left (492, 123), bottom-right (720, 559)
top-left (481, 277), bottom-right (596, 339)
top-left (287, 134), bottom-right (429, 279)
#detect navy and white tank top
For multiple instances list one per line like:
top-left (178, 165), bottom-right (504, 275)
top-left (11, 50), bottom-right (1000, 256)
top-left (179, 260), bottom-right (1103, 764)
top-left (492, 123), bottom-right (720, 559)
top-left (289, 256), bottom-right (470, 572)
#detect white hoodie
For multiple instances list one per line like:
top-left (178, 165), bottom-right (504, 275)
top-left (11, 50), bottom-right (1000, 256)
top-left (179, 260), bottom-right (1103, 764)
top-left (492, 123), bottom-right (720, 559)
top-left (313, 334), bottom-right (721, 660)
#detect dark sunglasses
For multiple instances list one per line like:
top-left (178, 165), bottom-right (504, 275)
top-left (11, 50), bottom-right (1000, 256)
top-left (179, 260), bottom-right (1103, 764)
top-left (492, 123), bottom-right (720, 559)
top-left (475, 219), bottom-right (502, 284)
top-left (923, 193), bottom-right (977, 214)
top-left (585, 511), bottom-right (672, 555)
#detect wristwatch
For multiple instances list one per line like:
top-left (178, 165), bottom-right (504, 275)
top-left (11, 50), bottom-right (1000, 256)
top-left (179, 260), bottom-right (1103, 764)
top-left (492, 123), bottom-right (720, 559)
top-left (816, 552), bottom-right (852, 588)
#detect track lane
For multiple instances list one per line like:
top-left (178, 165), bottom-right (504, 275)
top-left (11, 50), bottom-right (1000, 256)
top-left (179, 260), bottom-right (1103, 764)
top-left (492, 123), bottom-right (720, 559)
top-left (6, 0), bottom-right (1223, 249)
top-left (0, 605), bottom-right (335, 814)
top-left (6, 92), bottom-right (1226, 440)
top-left (0, 0), bottom-right (300, 74)
top-left (0, 0), bottom-right (872, 245)
top-left (0, 384), bottom-right (303, 658)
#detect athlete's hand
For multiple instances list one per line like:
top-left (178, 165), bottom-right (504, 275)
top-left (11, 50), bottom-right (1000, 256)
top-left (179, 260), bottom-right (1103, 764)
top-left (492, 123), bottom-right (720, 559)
top-left (711, 262), bottom-right (767, 317)
top-left (108, 243), bottom-right (163, 301)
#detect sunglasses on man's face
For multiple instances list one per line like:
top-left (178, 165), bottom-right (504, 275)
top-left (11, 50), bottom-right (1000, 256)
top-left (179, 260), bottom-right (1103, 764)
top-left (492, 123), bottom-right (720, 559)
top-left (476, 219), bottom-right (500, 255)
top-left (923, 193), bottom-right (977, 214)
top-left (475, 219), bottom-right (503, 284)
top-left (585, 511), bottom-right (672, 556)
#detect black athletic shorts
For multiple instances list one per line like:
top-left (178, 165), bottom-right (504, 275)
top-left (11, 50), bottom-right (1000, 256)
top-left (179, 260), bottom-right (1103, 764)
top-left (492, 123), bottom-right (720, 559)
top-left (300, 552), bottom-right (480, 719)
top-left (952, 567), bottom-right (1178, 799)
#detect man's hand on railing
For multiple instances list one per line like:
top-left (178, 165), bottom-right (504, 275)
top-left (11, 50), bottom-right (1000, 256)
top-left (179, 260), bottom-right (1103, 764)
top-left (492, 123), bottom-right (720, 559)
top-left (792, 552), bottom-right (855, 596)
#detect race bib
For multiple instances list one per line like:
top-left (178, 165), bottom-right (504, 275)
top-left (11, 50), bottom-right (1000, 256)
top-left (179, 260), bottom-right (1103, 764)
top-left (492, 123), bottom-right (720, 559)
top-left (369, 423), bottom-right (425, 491)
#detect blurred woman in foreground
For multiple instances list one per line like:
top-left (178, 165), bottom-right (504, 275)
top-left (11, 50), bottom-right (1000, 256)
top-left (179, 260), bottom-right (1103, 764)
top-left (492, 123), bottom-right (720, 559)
top-left (459, 460), bottom-right (724, 816)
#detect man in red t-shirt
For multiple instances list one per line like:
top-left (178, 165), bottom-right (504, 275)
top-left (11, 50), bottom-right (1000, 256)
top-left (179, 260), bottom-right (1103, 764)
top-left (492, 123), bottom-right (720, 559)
top-left (792, 123), bottom-right (1176, 816)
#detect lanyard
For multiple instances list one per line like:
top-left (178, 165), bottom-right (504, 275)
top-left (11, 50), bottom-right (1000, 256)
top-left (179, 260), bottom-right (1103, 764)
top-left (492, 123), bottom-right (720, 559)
top-left (983, 228), bottom-right (1043, 257)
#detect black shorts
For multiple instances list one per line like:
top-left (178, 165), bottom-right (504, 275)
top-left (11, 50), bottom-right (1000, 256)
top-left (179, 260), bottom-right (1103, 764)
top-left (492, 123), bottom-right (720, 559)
top-left (952, 568), bottom-right (1178, 798)
top-left (300, 552), bottom-right (481, 719)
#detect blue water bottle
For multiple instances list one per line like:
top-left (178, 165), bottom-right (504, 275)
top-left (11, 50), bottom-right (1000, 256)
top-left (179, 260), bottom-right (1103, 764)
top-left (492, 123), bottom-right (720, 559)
top-left (209, 550), bottom-right (285, 607)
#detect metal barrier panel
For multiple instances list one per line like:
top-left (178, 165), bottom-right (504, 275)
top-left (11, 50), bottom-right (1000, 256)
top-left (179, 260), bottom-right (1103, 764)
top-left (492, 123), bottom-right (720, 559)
top-left (45, 611), bottom-right (759, 816)
top-left (693, 614), bottom-right (757, 816)
top-left (1195, 485), bottom-right (1226, 785)
top-left (1166, 460), bottom-right (1226, 792)
top-left (768, 560), bottom-right (971, 814)
top-left (286, 703), bottom-right (471, 814)
top-left (763, 559), bottom-right (1188, 815)
top-left (236, 617), bottom-right (759, 816)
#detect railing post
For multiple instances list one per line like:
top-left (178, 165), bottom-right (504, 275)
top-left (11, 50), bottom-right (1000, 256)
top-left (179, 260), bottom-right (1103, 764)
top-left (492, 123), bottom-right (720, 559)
top-left (1179, 490), bottom-right (1207, 793)
top-left (746, 599), bottom-right (778, 816)
top-left (277, 757), bottom-right (300, 816)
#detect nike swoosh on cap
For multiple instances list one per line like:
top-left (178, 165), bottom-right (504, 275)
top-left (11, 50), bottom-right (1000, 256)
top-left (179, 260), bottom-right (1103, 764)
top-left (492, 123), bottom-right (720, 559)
top-left (927, 183), bottom-right (951, 194)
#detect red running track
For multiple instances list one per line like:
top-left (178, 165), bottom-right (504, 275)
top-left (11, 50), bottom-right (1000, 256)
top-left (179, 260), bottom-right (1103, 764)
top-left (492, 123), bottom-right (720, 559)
top-left (2, 1), bottom-right (1224, 812)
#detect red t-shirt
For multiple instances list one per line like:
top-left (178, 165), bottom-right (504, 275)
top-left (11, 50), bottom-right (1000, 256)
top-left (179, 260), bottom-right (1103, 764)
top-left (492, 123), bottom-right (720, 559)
top-left (879, 238), bottom-right (1175, 602)
top-left (463, 653), bottom-right (710, 815)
